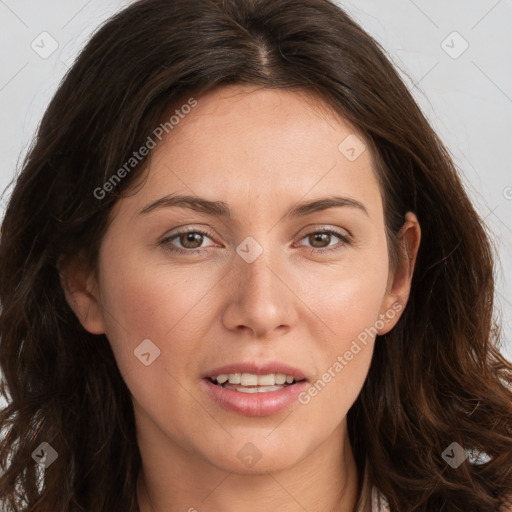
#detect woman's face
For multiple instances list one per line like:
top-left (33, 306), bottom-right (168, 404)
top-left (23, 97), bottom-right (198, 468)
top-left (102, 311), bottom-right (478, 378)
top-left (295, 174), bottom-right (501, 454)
top-left (67, 84), bottom-right (417, 475)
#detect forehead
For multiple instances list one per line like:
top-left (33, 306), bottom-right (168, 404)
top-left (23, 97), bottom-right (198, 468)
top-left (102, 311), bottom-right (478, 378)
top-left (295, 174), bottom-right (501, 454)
top-left (120, 84), bottom-right (383, 221)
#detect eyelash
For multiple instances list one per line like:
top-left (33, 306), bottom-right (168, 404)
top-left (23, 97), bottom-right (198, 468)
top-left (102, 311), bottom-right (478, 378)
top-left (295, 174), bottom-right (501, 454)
top-left (160, 227), bottom-right (351, 255)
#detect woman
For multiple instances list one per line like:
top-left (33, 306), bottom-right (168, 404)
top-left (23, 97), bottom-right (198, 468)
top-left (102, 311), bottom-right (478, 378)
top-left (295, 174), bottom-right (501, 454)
top-left (0, 0), bottom-right (511, 510)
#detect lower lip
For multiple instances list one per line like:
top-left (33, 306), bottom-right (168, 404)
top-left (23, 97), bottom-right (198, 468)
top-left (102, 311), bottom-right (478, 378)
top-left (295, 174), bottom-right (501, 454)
top-left (202, 379), bottom-right (308, 417)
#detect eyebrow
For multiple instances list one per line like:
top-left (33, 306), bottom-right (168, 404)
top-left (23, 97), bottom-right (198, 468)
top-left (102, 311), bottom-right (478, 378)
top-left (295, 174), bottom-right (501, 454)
top-left (139, 194), bottom-right (368, 218)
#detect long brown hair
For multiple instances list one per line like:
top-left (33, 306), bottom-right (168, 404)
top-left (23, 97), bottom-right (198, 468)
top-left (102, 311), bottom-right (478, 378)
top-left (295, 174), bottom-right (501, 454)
top-left (1, 0), bottom-right (511, 510)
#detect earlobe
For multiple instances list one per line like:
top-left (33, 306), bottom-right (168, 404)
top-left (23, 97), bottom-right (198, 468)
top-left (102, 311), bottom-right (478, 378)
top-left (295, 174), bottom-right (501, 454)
top-left (58, 256), bottom-right (106, 335)
top-left (378, 211), bottom-right (421, 335)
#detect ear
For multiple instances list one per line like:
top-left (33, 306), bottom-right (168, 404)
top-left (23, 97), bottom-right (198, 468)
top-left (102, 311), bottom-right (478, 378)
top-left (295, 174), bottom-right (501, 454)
top-left (378, 211), bottom-right (421, 335)
top-left (58, 255), bottom-right (106, 335)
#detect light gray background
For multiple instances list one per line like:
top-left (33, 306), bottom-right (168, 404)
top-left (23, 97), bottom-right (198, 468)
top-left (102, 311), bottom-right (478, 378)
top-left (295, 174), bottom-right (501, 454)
top-left (0, 0), bottom-right (511, 367)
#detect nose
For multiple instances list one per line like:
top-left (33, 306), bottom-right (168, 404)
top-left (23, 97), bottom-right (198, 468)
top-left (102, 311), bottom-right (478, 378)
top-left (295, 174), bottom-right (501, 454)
top-left (221, 241), bottom-right (298, 339)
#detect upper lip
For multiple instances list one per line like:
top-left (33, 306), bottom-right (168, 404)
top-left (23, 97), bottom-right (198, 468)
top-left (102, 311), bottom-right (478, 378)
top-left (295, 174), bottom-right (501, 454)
top-left (203, 361), bottom-right (307, 381)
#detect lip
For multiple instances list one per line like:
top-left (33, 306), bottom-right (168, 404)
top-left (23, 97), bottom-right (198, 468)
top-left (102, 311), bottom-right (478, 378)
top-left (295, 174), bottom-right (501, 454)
top-left (202, 360), bottom-right (308, 417)
top-left (202, 361), bottom-right (306, 380)
top-left (202, 378), bottom-right (308, 417)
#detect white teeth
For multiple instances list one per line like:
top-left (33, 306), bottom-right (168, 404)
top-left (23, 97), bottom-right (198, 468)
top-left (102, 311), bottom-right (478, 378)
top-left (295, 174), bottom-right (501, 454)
top-left (235, 385), bottom-right (285, 393)
top-left (257, 374), bottom-right (275, 386)
top-left (240, 373), bottom-right (258, 386)
top-left (212, 372), bottom-right (300, 386)
top-left (275, 373), bottom-right (286, 385)
top-left (229, 373), bottom-right (241, 384)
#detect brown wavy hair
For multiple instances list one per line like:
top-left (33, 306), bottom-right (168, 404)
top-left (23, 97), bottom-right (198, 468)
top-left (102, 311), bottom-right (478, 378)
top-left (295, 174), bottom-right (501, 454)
top-left (1, 0), bottom-right (511, 510)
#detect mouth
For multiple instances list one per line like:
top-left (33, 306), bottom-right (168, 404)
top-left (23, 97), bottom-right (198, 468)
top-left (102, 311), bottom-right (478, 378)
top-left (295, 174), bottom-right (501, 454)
top-left (208, 372), bottom-right (306, 393)
top-left (202, 362), bottom-right (309, 416)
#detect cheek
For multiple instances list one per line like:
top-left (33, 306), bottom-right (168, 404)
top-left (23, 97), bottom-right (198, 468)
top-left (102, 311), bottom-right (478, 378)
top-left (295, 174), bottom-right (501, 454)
top-left (95, 238), bottom-right (216, 373)
top-left (309, 271), bottom-right (387, 336)
top-left (295, 249), bottom-right (389, 418)
top-left (95, 250), bottom-right (216, 439)
top-left (294, 296), bottom-right (382, 437)
top-left (300, 243), bottom-right (390, 350)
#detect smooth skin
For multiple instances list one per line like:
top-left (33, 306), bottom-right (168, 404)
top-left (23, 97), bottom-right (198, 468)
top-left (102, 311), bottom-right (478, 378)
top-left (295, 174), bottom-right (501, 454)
top-left (62, 84), bottom-right (421, 512)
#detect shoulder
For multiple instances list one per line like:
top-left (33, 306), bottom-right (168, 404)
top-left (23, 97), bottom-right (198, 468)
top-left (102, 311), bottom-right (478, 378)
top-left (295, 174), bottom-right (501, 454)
top-left (371, 486), bottom-right (390, 512)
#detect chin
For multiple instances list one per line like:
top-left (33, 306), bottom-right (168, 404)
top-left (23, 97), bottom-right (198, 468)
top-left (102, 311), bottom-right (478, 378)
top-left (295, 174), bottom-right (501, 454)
top-left (198, 434), bottom-right (307, 475)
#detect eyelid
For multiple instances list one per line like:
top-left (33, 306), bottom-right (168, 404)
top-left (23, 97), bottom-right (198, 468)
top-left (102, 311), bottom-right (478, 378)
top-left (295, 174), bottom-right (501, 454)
top-left (297, 224), bottom-right (351, 241)
top-left (294, 226), bottom-right (352, 253)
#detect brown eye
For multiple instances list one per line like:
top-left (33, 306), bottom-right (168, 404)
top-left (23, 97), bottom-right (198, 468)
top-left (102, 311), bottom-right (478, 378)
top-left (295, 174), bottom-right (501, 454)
top-left (298, 228), bottom-right (351, 254)
top-left (179, 232), bottom-right (204, 249)
top-left (161, 228), bottom-right (217, 254)
top-left (308, 232), bottom-right (332, 248)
